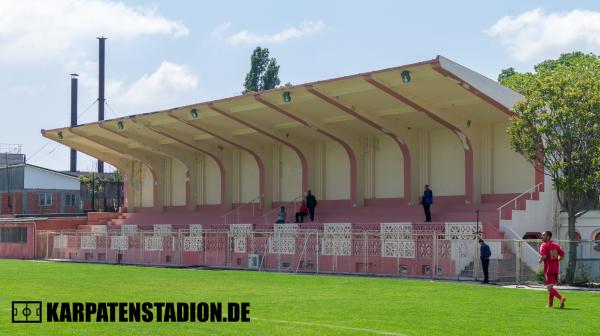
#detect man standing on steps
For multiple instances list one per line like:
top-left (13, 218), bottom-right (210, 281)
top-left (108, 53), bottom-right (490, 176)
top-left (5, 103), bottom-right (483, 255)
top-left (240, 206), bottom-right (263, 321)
top-left (420, 185), bottom-right (433, 222)
top-left (479, 239), bottom-right (491, 284)
top-left (306, 190), bottom-right (317, 222)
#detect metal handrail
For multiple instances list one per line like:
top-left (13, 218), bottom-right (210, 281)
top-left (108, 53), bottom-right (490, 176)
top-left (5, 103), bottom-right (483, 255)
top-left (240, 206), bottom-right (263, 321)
top-left (263, 194), bottom-right (303, 225)
top-left (223, 195), bottom-right (262, 225)
top-left (497, 182), bottom-right (543, 221)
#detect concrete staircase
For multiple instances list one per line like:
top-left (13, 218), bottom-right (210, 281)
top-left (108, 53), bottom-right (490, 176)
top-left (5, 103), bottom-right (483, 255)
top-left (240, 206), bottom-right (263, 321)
top-left (76, 197), bottom-right (509, 239)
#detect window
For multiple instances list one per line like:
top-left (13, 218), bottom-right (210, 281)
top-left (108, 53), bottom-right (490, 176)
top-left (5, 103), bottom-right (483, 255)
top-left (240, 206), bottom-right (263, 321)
top-left (594, 232), bottom-right (600, 252)
top-left (39, 193), bottom-right (52, 206)
top-left (65, 194), bottom-right (76, 207)
top-left (0, 227), bottom-right (27, 243)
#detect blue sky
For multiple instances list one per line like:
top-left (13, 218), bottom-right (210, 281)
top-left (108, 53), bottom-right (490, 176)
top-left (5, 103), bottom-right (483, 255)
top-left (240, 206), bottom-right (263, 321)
top-left (1, 0), bottom-right (599, 171)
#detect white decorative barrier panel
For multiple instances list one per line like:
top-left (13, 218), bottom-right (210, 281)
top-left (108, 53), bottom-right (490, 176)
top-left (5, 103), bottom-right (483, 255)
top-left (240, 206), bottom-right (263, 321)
top-left (380, 222), bottom-right (413, 240)
top-left (383, 240), bottom-right (416, 258)
top-left (144, 236), bottom-right (163, 251)
top-left (230, 224), bottom-right (253, 253)
top-left (153, 224), bottom-right (172, 236)
top-left (90, 225), bottom-right (108, 236)
top-left (189, 224), bottom-right (203, 237)
top-left (183, 224), bottom-right (204, 251)
top-left (183, 237), bottom-right (203, 251)
top-left (110, 236), bottom-right (128, 250)
top-left (80, 236), bottom-right (97, 250)
top-left (53, 235), bottom-right (68, 249)
top-left (121, 225), bottom-right (138, 236)
top-left (445, 222), bottom-right (478, 240)
top-left (380, 222), bottom-right (416, 258)
top-left (321, 223), bottom-right (352, 256)
top-left (269, 224), bottom-right (298, 254)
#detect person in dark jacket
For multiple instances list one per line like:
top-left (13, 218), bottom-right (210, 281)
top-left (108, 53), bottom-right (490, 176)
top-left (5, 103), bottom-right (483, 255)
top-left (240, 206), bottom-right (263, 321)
top-left (479, 239), bottom-right (492, 283)
top-left (306, 190), bottom-right (317, 222)
top-left (420, 185), bottom-right (433, 222)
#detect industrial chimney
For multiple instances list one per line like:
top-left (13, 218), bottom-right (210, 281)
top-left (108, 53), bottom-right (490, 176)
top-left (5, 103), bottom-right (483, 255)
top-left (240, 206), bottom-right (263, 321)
top-left (97, 36), bottom-right (107, 173)
top-left (70, 73), bottom-right (78, 172)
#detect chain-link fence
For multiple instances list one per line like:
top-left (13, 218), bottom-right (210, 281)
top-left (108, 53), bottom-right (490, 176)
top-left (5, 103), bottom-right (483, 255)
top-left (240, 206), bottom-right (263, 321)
top-left (34, 227), bottom-right (600, 284)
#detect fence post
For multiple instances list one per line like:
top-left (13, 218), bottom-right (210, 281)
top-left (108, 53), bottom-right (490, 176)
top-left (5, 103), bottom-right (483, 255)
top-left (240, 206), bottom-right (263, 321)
top-left (516, 240), bottom-right (522, 287)
top-left (432, 234), bottom-right (437, 280)
top-left (45, 231), bottom-right (50, 259)
top-left (277, 230), bottom-right (281, 272)
top-left (227, 232), bottom-right (231, 268)
top-left (316, 230), bottom-right (320, 274)
top-left (363, 231), bottom-right (368, 274)
top-left (139, 231), bottom-right (143, 265)
top-left (473, 239), bottom-right (479, 281)
top-left (178, 230), bottom-right (182, 266)
top-left (104, 232), bottom-right (108, 263)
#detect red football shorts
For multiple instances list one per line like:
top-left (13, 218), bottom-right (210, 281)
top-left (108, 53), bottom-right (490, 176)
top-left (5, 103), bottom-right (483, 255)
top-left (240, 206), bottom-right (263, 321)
top-left (544, 273), bottom-right (558, 285)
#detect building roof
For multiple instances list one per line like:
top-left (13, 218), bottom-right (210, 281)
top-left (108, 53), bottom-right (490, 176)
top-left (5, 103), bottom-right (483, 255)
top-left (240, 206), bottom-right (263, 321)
top-left (0, 163), bottom-right (79, 180)
top-left (41, 55), bottom-right (522, 173)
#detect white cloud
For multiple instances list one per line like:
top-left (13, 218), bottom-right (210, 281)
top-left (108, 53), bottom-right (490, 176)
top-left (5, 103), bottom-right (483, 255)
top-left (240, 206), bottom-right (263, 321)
top-left (486, 8), bottom-right (600, 62)
top-left (75, 60), bottom-right (198, 115)
top-left (0, 0), bottom-right (189, 63)
top-left (116, 61), bottom-right (198, 109)
top-left (212, 20), bottom-right (326, 45)
top-left (211, 22), bottom-right (232, 38)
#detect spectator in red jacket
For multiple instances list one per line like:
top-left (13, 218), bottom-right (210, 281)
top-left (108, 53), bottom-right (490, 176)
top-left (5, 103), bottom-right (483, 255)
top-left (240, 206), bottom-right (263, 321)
top-left (295, 201), bottom-right (309, 223)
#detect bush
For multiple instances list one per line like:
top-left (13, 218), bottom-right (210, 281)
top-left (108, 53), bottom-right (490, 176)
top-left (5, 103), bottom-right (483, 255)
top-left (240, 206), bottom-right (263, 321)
top-left (534, 268), bottom-right (545, 283)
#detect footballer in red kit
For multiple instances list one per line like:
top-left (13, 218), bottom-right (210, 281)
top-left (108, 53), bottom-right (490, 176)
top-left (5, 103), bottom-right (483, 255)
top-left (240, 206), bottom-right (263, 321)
top-left (539, 231), bottom-right (566, 308)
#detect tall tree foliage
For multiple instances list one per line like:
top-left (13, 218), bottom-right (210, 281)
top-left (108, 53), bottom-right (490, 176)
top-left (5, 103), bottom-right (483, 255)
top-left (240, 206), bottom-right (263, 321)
top-left (243, 47), bottom-right (281, 94)
top-left (500, 52), bottom-right (600, 284)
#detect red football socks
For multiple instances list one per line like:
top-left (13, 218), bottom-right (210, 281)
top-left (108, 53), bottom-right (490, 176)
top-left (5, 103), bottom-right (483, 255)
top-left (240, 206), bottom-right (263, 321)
top-left (549, 287), bottom-right (562, 300)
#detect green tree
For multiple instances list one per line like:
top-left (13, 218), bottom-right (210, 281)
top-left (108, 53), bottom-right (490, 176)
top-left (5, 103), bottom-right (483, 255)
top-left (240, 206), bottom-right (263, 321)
top-left (497, 67), bottom-right (516, 82)
top-left (501, 52), bottom-right (600, 284)
top-left (243, 47), bottom-right (281, 94)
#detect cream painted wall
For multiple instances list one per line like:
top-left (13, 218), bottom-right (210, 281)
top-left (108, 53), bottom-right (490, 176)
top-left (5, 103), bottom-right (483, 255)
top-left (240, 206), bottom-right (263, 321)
top-left (324, 140), bottom-right (350, 200)
top-left (280, 146), bottom-right (302, 201)
top-left (141, 164), bottom-right (154, 207)
top-left (374, 136), bottom-right (404, 198)
top-left (240, 151), bottom-right (259, 202)
top-left (171, 159), bottom-right (187, 206)
top-left (430, 129), bottom-right (465, 196)
top-left (204, 157), bottom-right (221, 205)
top-left (492, 123), bottom-right (534, 193)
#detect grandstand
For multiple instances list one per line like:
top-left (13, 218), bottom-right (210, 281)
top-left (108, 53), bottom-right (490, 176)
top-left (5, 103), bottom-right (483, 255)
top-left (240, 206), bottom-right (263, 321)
top-left (31, 55), bottom-right (552, 280)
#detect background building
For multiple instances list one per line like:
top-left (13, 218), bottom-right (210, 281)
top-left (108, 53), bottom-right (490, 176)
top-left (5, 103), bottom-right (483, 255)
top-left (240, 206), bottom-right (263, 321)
top-left (0, 153), bottom-right (81, 215)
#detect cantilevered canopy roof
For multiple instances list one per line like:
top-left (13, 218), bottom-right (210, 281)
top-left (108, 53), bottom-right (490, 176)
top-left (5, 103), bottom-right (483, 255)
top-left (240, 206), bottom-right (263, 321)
top-left (42, 55), bottom-right (521, 163)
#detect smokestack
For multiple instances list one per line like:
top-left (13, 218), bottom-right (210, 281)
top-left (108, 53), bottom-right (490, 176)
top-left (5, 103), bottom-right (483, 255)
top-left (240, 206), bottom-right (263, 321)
top-left (97, 36), bottom-right (107, 173)
top-left (70, 73), bottom-right (78, 172)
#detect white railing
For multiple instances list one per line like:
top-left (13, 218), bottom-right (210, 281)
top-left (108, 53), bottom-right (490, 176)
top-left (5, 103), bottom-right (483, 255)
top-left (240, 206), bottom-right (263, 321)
top-left (263, 195), bottom-right (303, 225)
top-left (497, 182), bottom-right (543, 222)
top-left (223, 195), bottom-right (262, 225)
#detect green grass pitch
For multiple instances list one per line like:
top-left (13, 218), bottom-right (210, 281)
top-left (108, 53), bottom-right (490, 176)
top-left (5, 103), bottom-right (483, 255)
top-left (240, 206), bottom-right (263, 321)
top-left (1, 259), bottom-right (598, 335)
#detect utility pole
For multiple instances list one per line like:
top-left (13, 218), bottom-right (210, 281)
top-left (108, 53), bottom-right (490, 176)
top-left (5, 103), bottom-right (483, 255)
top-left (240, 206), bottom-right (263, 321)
top-left (70, 73), bottom-right (78, 172)
top-left (97, 36), bottom-right (107, 173)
